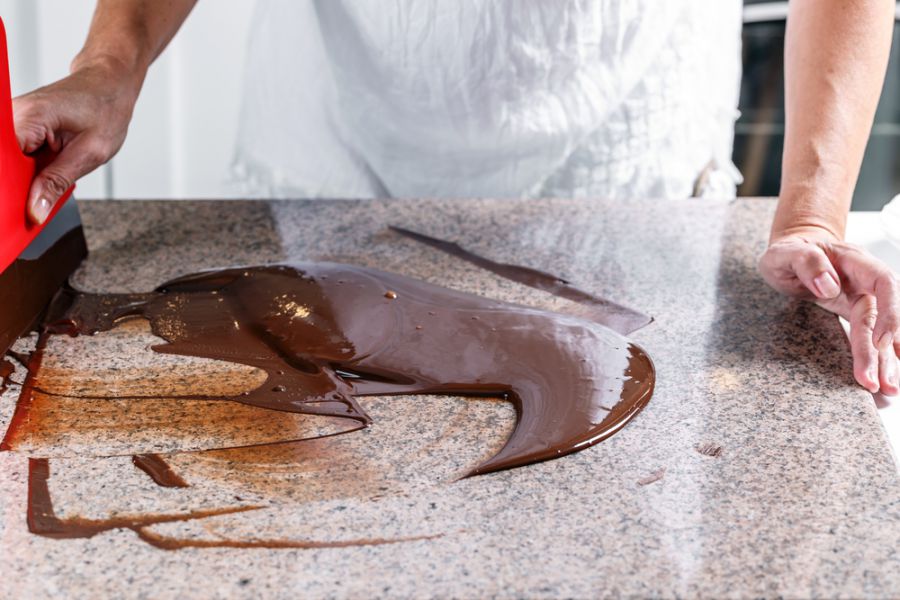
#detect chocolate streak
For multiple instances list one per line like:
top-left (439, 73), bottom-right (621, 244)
top-left (48, 262), bottom-right (654, 476)
top-left (0, 334), bottom-right (47, 452)
top-left (390, 226), bottom-right (653, 335)
top-left (131, 454), bottom-right (189, 488)
top-left (29, 457), bottom-right (434, 550)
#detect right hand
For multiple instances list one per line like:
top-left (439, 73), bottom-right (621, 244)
top-left (13, 57), bottom-right (141, 224)
top-left (760, 226), bottom-right (900, 395)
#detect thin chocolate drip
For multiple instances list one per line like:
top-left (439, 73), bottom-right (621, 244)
top-left (6, 349), bottom-right (30, 368)
top-left (389, 225), bottom-right (653, 335)
top-left (0, 333), bottom-right (47, 451)
top-left (132, 454), bottom-right (189, 488)
top-left (27, 457), bottom-right (439, 550)
top-left (44, 262), bottom-right (654, 476)
top-left (0, 358), bottom-right (13, 395)
top-left (27, 457), bottom-right (257, 540)
top-left (134, 528), bottom-right (442, 551)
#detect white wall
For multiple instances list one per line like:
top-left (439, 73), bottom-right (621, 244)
top-left (0, 0), bottom-right (257, 199)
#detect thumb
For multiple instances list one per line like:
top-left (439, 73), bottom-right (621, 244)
top-left (27, 138), bottom-right (96, 225)
top-left (790, 243), bottom-right (842, 300)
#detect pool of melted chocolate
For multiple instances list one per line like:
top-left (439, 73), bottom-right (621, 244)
top-left (43, 262), bottom-right (654, 476)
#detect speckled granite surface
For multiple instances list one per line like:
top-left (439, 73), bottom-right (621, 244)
top-left (2, 198), bottom-right (900, 599)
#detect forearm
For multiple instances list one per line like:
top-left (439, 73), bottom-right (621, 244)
top-left (71, 0), bottom-right (197, 84)
top-left (772, 0), bottom-right (894, 241)
top-left (12, 0), bottom-right (197, 223)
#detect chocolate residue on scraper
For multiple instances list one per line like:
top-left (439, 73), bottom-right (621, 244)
top-left (389, 226), bottom-right (653, 335)
top-left (41, 262), bottom-right (655, 476)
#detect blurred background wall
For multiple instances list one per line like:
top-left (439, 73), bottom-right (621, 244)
top-left (0, 0), bottom-right (897, 208)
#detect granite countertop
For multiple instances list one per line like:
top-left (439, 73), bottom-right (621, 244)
top-left (2, 197), bottom-right (900, 599)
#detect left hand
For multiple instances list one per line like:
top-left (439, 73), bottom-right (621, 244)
top-left (759, 226), bottom-right (900, 395)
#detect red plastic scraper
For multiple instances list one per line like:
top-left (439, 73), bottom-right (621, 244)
top-left (0, 16), bottom-right (86, 357)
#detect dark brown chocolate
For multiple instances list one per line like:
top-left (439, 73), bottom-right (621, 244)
top-left (132, 454), bottom-right (189, 488)
top-left (0, 358), bottom-right (13, 395)
top-left (46, 263), bottom-right (654, 476)
top-left (0, 334), bottom-right (46, 451)
top-left (0, 201), bottom-right (87, 357)
top-left (390, 226), bottom-right (653, 335)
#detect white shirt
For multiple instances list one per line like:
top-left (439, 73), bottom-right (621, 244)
top-left (234, 0), bottom-right (743, 199)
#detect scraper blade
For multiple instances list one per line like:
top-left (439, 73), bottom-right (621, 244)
top-left (0, 16), bottom-right (85, 357)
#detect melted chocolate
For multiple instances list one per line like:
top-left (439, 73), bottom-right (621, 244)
top-left (46, 263), bottom-right (654, 476)
top-left (0, 334), bottom-right (46, 451)
top-left (132, 454), bottom-right (189, 488)
top-left (6, 349), bottom-right (30, 367)
top-left (28, 457), bottom-right (432, 549)
top-left (390, 226), bottom-right (653, 335)
top-left (0, 358), bottom-right (13, 395)
top-left (0, 201), bottom-right (87, 357)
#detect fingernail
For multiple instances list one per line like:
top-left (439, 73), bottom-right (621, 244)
top-left (31, 197), bottom-right (51, 225)
top-left (813, 272), bottom-right (841, 298)
top-left (868, 368), bottom-right (879, 388)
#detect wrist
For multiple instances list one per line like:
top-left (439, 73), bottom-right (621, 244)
top-left (72, 37), bottom-right (149, 84)
top-left (769, 223), bottom-right (840, 246)
top-left (770, 187), bottom-right (847, 245)
top-left (69, 51), bottom-right (146, 101)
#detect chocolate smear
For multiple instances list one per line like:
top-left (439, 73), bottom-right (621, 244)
top-left (43, 262), bottom-right (655, 476)
top-left (29, 457), bottom-right (434, 550)
top-left (389, 226), bottom-right (652, 335)
top-left (132, 454), bottom-right (189, 488)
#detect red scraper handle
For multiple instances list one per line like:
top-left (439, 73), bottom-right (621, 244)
top-left (0, 16), bottom-right (74, 274)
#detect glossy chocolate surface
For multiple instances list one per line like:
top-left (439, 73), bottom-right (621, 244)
top-left (46, 262), bottom-right (654, 476)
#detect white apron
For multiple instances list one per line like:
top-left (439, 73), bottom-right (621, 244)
top-left (233, 0), bottom-right (743, 199)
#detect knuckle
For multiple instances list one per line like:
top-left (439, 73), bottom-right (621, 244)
top-left (13, 96), bottom-right (45, 120)
top-left (40, 170), bottom-right (73, 197)
top-left (802, 253), bottom-right (829, 274)
top-left (82, 142), bottom-right (108, 167)
top-left (860, 308), bottom-right (879, 331)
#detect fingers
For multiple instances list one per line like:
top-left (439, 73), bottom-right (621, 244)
top-left (878, 332), bottom-right (899, 396)
top-left (789, 243), bottom-right (842, 300)
top-left (872, 273), bottom-right (899, 350)
top-left (834, 248), bottom-right (900, 350)
top-left (27, 136), bottom-right (102, 224)
top-left (761, 239), bottom-right (842, 300)
top-left (849, 295), bottom-right (881, 393)
top-left (13, 94), bottom-right (75, 224)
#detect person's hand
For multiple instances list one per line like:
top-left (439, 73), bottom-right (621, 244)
top-left (759, 226), bottom-right (900, 395)
top-left (13, 57), bottom-right (141, 224)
